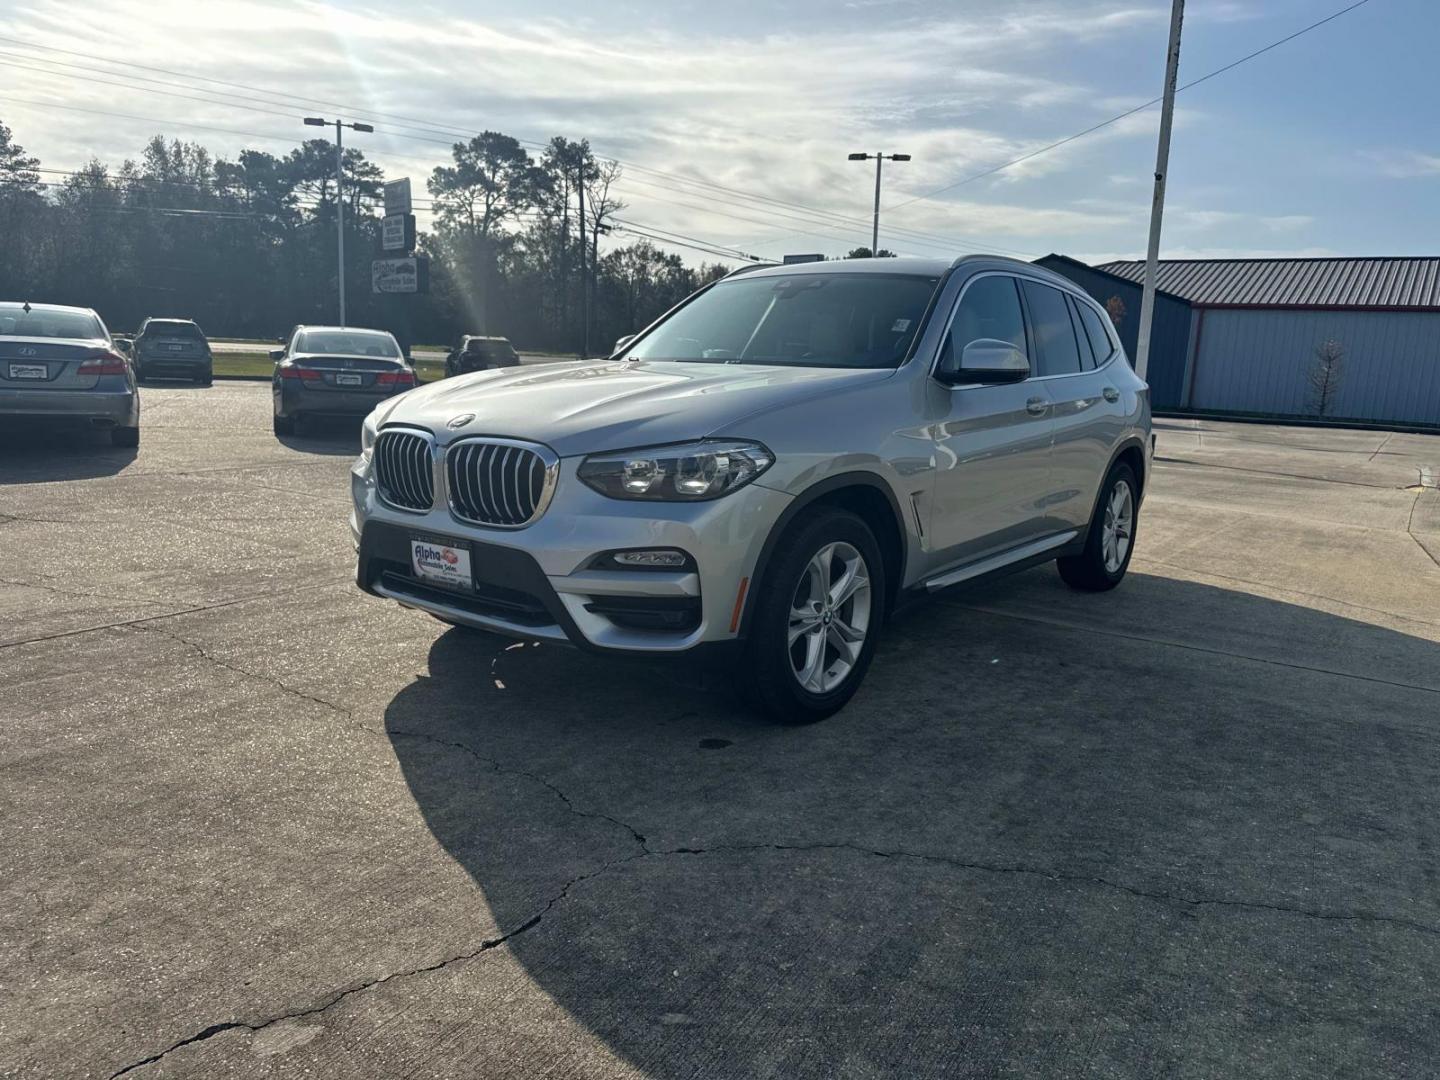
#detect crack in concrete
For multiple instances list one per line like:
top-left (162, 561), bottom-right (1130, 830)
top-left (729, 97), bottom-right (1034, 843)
top-left (0, 578), bottom-right (352, 651)
top-left (130, 624), bottom-right (361, 719)
top-left (652, 842), bottom-right (1440, 938)
top-left (1153, 456), bottom-right (1397, 491)
top-left (0, 577), bottom-right (172, 609)
top-left (105, 853), bottom-right (642, 1078)
top-left (950, 599), bottom-right (1440, 698)
top-left (1407, 490), bottom-right (1440, 574)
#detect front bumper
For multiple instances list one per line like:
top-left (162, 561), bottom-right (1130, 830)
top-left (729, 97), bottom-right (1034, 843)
top-left (351, 451), bottom-right (791, 655)
top-left (0, 387), bottom-right (138, 426)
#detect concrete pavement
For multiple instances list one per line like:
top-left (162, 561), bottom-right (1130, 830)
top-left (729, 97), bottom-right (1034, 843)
top-left (3, 390), bottom-right (1439, 1078)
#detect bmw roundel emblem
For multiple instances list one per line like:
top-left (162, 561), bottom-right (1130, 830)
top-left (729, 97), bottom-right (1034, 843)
top-left (446, 413), bottom-right (475, 430)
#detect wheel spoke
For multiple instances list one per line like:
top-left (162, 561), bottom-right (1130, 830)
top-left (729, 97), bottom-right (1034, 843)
top-left (828, 559), bottom-right (869, 609)
top-left (796, 627), bottom-right (827, 691)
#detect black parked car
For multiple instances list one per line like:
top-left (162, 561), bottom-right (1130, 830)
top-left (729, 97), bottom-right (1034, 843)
top-left (130, 318), bottom-right (212, 385)
top-left (271, 325), bottom-right (416, 436)
top-left (444, 335), bottom-right (520, 377)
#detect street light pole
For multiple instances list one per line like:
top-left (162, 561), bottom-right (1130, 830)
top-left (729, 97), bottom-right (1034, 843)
top-left (304, 116), bottom-right (374, 327)
top-left (335, 120), bottom-right (345, 327)
top-left (848, 151), bottom-right (911, 255)
top-left (1135, 0), bottom-right (1185, 382)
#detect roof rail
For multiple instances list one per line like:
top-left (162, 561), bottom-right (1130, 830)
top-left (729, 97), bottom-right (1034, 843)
top-left (724, 262), bottom-right (778, 278)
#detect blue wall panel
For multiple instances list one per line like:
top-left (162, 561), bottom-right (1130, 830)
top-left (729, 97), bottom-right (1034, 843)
top-left (1191, 309), bottom-right (1440, 425)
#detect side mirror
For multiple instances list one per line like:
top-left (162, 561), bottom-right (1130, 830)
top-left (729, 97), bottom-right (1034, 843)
top-left (269, 349), bottom-right (285, 362)
top-left (114, 338), bottom-right (132, 354)
top-left (613, 334), bottom-right (636, 355)
top-left (943, 337), bottom-right (1029, 384)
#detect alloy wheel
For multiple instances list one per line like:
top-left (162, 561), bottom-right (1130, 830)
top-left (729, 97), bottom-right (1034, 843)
top-left (1102, 479), bottom-right (1134, 573)
top-left (787, 541), bottom-right (872, 694)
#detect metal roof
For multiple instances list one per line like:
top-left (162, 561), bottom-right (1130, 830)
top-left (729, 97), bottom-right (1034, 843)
top-left (1095, 257), bottom-right (1440, 310)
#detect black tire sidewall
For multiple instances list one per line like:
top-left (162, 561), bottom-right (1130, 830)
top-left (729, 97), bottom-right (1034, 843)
top-left (743, 508), bottom-right (887, 723)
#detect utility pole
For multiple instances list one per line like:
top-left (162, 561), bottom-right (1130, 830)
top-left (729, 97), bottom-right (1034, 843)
top-left (303, 116), bottom-right (374, 327)
top-left (1135, 0), bottom-right (1184, 381)
top-left (848, 151), bottom-right (911, 255)
top-left (577, 157), bottom-right (588, 358)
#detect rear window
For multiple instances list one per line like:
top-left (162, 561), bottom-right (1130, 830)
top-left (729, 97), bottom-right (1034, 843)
top-left (296, 330), bottom-right (401, 358)
top-left (144, 321), bottom-right (203, 339)
top-left (465, 340), bottom-right (516, 359)
top-left (0, 307), bottom-right (106, 340)
top-left (294, 357), bottom-right (405, 371)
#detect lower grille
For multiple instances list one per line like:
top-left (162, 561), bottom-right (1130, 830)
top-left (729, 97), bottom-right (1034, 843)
top-left (446, 439), bottom-right (556, 528)
top-left (374, 429), bottom-right (435, 511)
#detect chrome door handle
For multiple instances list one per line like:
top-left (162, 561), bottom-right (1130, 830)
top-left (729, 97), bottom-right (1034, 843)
top-left (1102, 386), bottom-right (1120, 403)
top-left (1025, 397), bottom-right (1049, 416)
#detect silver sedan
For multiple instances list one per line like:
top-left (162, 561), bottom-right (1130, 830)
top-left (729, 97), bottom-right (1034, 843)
top-left (0, 302), bottom-right (140, 448)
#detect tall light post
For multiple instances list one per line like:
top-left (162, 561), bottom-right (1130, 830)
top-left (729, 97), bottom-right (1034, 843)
top-left (304, 117), bottom-right (374, 327)
top-left (848, 151), bottom-right (910, 255)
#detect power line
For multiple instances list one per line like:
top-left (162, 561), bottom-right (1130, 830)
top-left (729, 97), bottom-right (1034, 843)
top-left (883, 0), bottom-right (1380, 214)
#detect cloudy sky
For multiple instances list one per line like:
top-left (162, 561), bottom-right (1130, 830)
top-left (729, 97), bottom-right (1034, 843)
top-left (0, 0), bottom-right (1431, 266)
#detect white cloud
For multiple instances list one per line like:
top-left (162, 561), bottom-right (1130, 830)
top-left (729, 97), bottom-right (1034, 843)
top-left (1364, 149), bottom-right (1440, 180)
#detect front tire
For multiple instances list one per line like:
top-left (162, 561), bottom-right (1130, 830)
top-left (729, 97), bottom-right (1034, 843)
top-left (741, 508), bottom-right (886, 724)
top-left (1057, 461), bottom-right (1139, 591)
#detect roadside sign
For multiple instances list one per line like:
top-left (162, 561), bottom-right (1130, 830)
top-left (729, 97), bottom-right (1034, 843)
top-left (782, 253), bottom-right (825, 264)
top-left (382, 213), bottom-right (416, 252)
top-left (383, 178), bottom-right (412, 216)
top-left (372, 256), bottom-right (429, 294)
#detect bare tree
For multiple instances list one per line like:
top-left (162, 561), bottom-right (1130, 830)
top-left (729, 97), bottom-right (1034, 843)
top-left (1105, 295), bottom-right (1126, 330)
top-left (1308, 339), bottom-right (1345, 418)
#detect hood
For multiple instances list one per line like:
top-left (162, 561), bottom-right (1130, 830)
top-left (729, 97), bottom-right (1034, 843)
top-left (381, 359), bottom-right (894, 456)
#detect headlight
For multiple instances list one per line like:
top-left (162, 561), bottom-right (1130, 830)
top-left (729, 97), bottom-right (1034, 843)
top-left (357, 410), bottom-right (380, 468)
top-left (578, 439), bottom-right (774, 501)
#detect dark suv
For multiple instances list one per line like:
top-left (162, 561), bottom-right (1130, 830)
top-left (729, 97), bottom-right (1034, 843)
top-left (131, 318), bottom-right (212, 385)
top-left (444, 336), bottom-right (520, 377)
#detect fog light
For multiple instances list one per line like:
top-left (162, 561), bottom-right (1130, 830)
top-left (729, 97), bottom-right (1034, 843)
top-left (612, 549), bottom-right (688, 568)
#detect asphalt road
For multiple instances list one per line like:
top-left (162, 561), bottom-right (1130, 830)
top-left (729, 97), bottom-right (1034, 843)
top-left (3, 386), bottom-right (1440, 1079)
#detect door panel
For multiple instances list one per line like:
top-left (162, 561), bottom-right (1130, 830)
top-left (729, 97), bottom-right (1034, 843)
top-left (1043, 371), bottom-right (1126, 531)
top-left (925, 380), bottom-right (1054, 570)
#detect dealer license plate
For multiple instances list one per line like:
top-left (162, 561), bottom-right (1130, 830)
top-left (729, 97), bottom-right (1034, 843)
top-left (8, 363), bottom-right (46, 380)
top-left (336, 373), bottom-right (363, 386)
top-left (167, 343), bottom-right (185, 351)
top-left (411, 539), bottom-right (472, 590)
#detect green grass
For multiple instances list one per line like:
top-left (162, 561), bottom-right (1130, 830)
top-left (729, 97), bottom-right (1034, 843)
top-left (212, 352), bottom-right (275, 379)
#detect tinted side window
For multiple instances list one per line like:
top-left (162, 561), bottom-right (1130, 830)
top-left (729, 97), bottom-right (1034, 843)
top-left (1066, 296), bottom-right (1096, 369)
top-left (941, 275), bottom-right (1026, 376)
top-left (1076, 301), bottom-right (1115, 365)
top-left (1021, 281), bottom-right (1084, 377)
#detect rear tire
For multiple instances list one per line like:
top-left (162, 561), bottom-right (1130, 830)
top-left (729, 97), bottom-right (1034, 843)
top-left (272, 413), bottom-right (295, 436)
top-left (198, 373), bottom-right (212, 387)
top-left (1057, 461), bottom-right (1139, 592)
top-left (740, 508), bottom-right (886, 724)
top-left (111, 425), bottom-right (140, 449)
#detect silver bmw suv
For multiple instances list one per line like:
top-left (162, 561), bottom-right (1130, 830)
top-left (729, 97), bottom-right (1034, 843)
top-left (351, 256), bottom-right (1151, 721)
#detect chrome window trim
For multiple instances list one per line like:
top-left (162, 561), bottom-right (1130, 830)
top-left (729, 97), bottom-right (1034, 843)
top-left (931, 270), bottom-right (1122, 389)
top-left (373, 424), bottom-right (439, 514)
top-left (443, 435), bottom-right (561, 530)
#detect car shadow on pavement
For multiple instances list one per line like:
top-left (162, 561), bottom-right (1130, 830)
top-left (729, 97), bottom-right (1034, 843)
top-left (382, 571), bottom-right (1440, 1077)
top-left (0, 426), bottom-right (136, 483)
top-left (275, 415), bottom-right (364, 456)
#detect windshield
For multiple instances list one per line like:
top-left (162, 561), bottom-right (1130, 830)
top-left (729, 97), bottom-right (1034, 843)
top-left (296, 330), bottom-right (401, 358)
top-left (625, 272), bottom-right (939, 368)
top-left (0, 306), bottom-right (106, 340)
